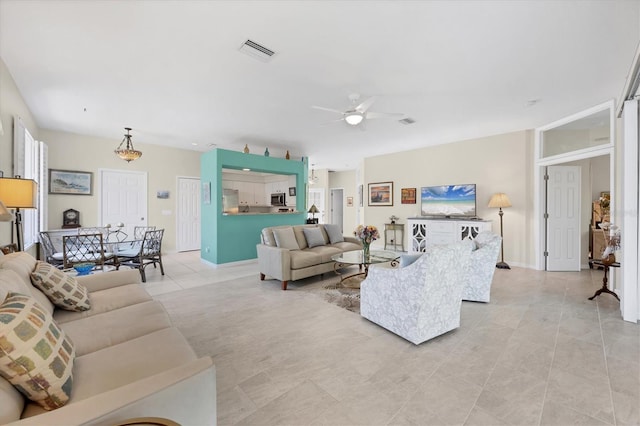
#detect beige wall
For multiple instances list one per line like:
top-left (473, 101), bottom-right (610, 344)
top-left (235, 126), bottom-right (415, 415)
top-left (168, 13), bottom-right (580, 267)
top-left (0, 58), bottom-right (40, 254)
top-left (40, 129), bottom-right (201, 252)
top-left (362, 130), bottom-right (535, 267)
top-left (328, 170), bottom-right (357, 233)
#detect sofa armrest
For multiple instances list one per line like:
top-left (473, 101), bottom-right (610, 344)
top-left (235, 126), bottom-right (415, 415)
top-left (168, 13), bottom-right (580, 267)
top-left (256, 244), bottom-right (291, 282)
top-left (10, 358), bottom-right (216, 426)
top-left (343, 236), bottom-right (361, 245)
top-left (76, 269), bottom-right (142, 292)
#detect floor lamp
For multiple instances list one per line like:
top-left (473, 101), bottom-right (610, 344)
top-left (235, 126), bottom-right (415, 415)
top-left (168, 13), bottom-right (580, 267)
top-left (0, 177), bottom-right (38, 252)
top-left (488, 192), bottom-right (511, 269)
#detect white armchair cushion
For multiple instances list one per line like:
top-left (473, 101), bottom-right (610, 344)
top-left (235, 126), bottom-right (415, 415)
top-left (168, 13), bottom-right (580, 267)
top-left (462, 232), bottom-right (501, 303)
top-left (360, 240), bottom-right (473, 345)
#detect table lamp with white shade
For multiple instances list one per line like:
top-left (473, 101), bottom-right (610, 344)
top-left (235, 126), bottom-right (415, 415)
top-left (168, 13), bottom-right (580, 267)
top-left (488, 192), bottom-right (512, 269)
top-left (0, 177), bottom-right (38, 251)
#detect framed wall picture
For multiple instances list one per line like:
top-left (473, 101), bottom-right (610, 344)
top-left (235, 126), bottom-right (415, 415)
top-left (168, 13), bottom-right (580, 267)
top-left (368, 181), bottom-right (393, 206)
top-left (401, 187), bottom-right (416, 204)
top-left (157, 190), bottom-right (170, 199)
top-left (289, 187), bottom-right (296, 196)
top-left (346, 196), bottom-right (354, 207)
top-left (49, 169), bottom-right (93, 195)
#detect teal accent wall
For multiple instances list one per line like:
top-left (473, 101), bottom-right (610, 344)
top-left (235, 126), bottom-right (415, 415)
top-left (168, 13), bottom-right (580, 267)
top-left (200, 148), bottom-right (308, 264)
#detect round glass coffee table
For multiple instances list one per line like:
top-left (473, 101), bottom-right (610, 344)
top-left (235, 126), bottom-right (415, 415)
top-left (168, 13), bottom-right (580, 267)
top-left (330, 249), bottom-right (400, 288)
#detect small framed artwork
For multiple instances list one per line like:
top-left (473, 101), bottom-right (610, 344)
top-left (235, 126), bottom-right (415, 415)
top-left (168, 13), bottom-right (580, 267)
top-left (289, 187), bottom-right (296, 196)
top-left (401, 188), bottom-right (416, 204)
top-left (368, 181), bottom-right (393, 206)
top-left (49, 169), bottom-right (93, 195)
top-left (202, 182), bottom-right (211, 205)
top-left (346, 196), bottom-right (354, 207)
top-left (157, 190), bottom-right (169, 199)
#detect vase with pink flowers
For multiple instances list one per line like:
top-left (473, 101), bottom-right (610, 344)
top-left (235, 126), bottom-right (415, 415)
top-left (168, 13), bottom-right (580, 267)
top-left (354, 225), bottom-right (379, 260)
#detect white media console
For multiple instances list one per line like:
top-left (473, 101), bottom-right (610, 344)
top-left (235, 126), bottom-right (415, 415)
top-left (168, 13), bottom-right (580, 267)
top-left (407, 217), bottom-right (492, 253)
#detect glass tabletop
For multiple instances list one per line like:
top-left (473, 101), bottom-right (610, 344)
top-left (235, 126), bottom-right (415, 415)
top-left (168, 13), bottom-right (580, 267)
top-left (331, 249), bottom-right (400, 266)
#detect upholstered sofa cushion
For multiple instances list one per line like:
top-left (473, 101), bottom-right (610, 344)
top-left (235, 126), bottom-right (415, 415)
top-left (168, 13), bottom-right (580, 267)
top-left (0, 253), bottom-right (54, 315)
top-left (273, 228), bottom-right (300, 250)
top-left (324, 224), bottom-right (344, 244)
top-left (0, 293), bottom-right (75, 410)
top-left (303, 227), bottom-right (326, 248)
top-left (30, 261), bottom-right (91, 312)
top-left (53, 284), bottom-right (152, 324)
top-left (60, 301), bottom-right (172, 356)
top-left (289, 250), bottom-right (323, 269)
top-left (0, 269), bottom-right (32, 303)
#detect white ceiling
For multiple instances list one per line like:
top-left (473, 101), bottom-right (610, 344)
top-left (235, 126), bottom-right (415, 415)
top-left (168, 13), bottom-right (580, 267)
top-left (1, 1), bottom-right (638, 170)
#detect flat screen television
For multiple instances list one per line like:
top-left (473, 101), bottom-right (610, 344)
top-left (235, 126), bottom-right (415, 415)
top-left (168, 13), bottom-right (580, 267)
top-left (420, 184), bottom-right (477, 218)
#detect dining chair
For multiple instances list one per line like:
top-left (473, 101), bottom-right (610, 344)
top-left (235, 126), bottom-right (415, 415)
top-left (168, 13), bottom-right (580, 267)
top-left (134, 226), bottom-right (156, 240)
top-left (62, 233), bottom-right (120, 271)
top-left (39, 231), bottom-right (64, 268)
top-left (118, 229), bottom-right (164, 282)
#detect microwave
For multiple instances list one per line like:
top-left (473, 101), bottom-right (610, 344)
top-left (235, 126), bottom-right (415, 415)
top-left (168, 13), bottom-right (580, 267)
top-left (271, 193), bottom-right (286, 206)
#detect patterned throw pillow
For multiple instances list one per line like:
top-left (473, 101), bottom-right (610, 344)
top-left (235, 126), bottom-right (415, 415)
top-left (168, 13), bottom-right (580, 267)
top-left (0, 292), bottom-right (75, 410)
top-left (30, 261), bottom-right (91, 312)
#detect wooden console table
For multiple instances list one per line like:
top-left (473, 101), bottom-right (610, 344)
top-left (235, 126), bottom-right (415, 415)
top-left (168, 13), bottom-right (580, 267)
top-left (588, 259), bottom-right (620, 301)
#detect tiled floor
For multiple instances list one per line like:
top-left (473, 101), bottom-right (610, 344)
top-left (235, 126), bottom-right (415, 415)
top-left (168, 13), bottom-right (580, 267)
top-left (149, 251), bottom-right (639, 426)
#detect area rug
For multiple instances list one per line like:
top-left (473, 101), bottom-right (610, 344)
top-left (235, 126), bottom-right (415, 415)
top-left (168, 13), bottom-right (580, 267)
top-left (323, 287), bottom-right (360, 313)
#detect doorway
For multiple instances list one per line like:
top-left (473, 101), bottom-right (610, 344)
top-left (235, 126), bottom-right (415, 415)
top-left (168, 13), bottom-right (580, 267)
top-left (176, 177), bottom-right (201, 252)
top-left (99, 169), bottom-right (148, 239)
top-left (330, 188), bottom-right (344, 232)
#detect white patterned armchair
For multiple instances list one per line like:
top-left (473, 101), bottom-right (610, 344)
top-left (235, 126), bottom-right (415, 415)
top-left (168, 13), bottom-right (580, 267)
top-left (462, 231), bottom-right (501, 303)
top-left (360, 240), bottom-right (473, 345)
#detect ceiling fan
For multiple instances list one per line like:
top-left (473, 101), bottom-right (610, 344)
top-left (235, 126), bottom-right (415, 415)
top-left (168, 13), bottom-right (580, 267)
top-left (312, 94), bottom-right (405, 127)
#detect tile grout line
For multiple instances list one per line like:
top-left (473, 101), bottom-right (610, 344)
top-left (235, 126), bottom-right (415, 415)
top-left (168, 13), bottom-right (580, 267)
top-left (535, 283), bottom-right (566, 426)
top-left (594, 274), bottom-right (618, 426)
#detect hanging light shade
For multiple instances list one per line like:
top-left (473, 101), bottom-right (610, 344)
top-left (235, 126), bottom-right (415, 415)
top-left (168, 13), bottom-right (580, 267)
top-left (114, 127), bottom-right (142, 162)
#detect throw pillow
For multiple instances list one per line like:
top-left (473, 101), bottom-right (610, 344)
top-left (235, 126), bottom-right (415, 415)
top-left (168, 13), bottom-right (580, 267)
top-left (324, 224), bottom-right (344, 244)
top-left (273, 228), bottom-right (300, 250)
top-left (302, 227), bottom-right (326, 248)
top-left (30, 261), bottom-right (91, 312)
top-left (0, 292), bottom-right (75, 410)
top-left (399, 253), bottom-right (423, 267)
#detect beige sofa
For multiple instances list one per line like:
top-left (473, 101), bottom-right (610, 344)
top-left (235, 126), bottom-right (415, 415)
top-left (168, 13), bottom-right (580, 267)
top-left (0, 251), bottom-right (216, 425)
top-left (257, 224), bottom-right (362, 290)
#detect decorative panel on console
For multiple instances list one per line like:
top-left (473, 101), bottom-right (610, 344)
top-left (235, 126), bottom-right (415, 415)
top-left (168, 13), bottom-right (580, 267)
top-left (407, 218), bottom-right (492, 253)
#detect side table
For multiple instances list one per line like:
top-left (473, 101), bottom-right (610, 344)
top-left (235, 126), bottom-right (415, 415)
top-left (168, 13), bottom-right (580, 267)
top-left (588, 259), bottom-right (620, 301)
top-left (384, 223), bottom-right (404, 251)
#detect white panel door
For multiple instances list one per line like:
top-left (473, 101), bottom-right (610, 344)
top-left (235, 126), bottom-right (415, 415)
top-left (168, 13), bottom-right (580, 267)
top-left (177, 177), bottom-right (201, 252)
top-left (546, 165), bottom-right (581, 271)
top-left (100, 170), bottom-right (147, 240)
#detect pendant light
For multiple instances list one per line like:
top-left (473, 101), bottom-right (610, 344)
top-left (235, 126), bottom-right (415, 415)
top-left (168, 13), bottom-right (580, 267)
top-left (114, 127), bottom-right (142, 162)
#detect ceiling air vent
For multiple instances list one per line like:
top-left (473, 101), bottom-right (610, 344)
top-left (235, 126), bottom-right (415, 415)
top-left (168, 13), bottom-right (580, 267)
top-left (239, 39), bottom-right (276, 62)
top-left (399, 117), bottom-right (416, 125)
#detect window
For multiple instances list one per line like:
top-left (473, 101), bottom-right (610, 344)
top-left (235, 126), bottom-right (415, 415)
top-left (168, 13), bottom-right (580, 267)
top-left (13, 117), bottom-right (47, 250)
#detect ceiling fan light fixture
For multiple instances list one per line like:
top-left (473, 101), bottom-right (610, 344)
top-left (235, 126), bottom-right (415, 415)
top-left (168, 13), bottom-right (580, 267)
top-left (114, 127), bottom-right (142, 163)
top-left (344, 111), bottom-right (364, 126)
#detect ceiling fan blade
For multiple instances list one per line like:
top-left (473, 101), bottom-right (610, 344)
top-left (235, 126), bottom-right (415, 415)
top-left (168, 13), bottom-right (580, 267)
top-left (355, 96), bottom-right (376, 113)
top-left (365, 111), bottom-right (405, 120)
top-left (312, 105), bottom-right (345, 115)
top-left (319, 118), bottom-right (345, 126)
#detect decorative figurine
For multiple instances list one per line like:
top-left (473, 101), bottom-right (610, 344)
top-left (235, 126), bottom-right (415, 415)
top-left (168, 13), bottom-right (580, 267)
top-left (264, 147), bottom-right (270, 157)
top-left (243, 144), bottom-right (249, 153)
top-left (285, 150), bottom-right (290, 160)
